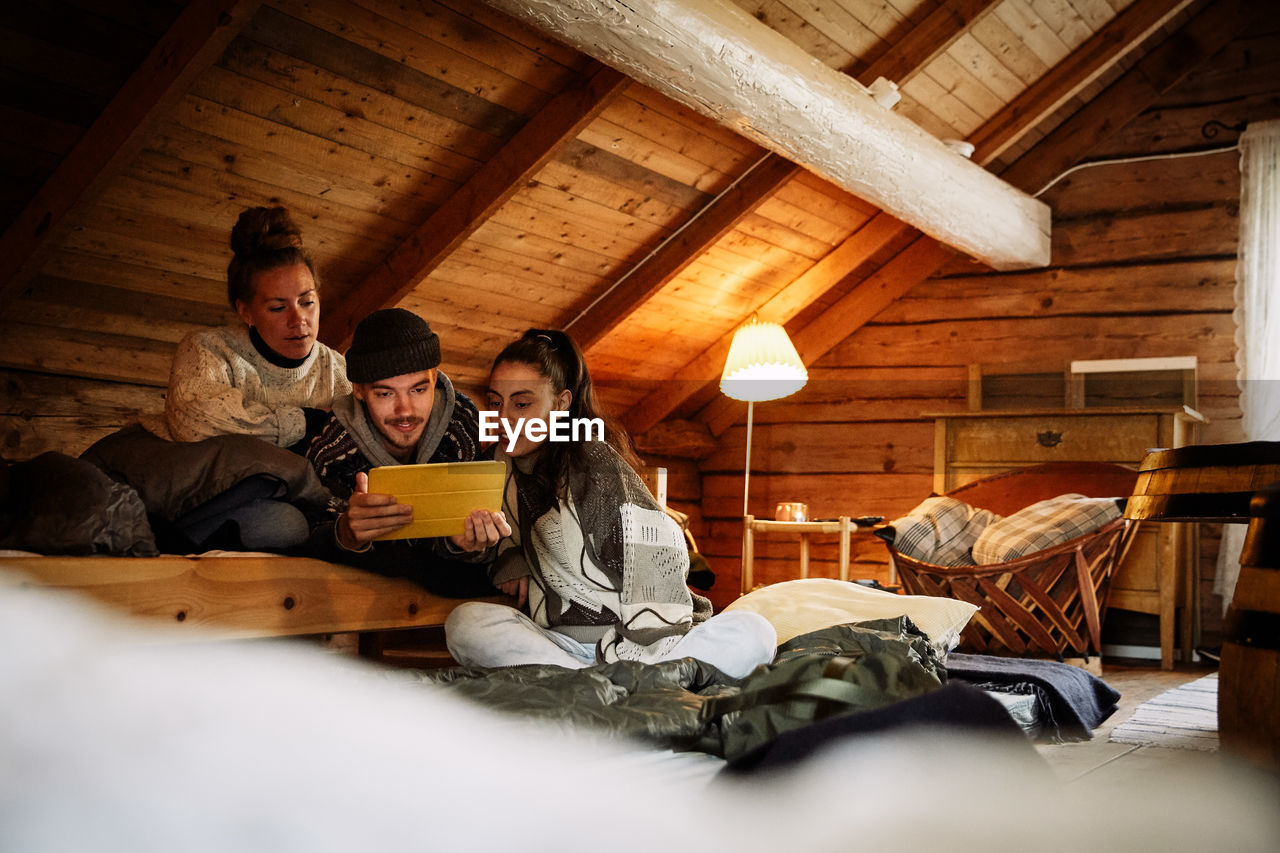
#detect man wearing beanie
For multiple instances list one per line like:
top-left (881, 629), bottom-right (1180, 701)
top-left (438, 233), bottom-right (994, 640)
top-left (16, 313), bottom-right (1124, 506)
top-left (305, 309), bottom-right (508, 594)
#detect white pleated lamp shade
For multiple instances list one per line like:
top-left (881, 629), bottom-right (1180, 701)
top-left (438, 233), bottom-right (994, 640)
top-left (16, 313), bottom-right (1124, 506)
top-left (720, 319), bottom-right (808, 402)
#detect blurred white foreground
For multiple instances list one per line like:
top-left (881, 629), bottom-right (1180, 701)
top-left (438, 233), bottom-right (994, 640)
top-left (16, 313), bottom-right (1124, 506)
top-left (2, 574), bottom-right (1277, 853)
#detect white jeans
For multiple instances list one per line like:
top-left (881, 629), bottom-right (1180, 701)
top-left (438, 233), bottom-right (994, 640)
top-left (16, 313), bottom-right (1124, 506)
top-left (444, 602), bottom-right (777, 679)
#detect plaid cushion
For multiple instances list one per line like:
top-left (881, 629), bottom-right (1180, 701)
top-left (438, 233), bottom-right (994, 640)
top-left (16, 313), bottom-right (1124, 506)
top-left (971, 494), bottom-right (1122, 565)
top-left (886, 496), bottom-right (1000, 567)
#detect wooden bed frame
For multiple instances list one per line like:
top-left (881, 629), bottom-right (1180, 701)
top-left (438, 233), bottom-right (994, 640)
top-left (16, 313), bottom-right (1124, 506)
top-left (1, 554), bottom-right (500, 640)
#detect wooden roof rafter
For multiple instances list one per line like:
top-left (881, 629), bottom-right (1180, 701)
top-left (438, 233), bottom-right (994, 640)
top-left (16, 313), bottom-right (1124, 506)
top-left (320, 62), bottom-right (629, 350)
top-left (564, 0), bottom-right (1006, 353)
top-left (0, 0), bottom-right (263, 313)
top-left (850, 0), bottom-right (1006, 83)
top-left (564, 153), bottom-right (801, 351)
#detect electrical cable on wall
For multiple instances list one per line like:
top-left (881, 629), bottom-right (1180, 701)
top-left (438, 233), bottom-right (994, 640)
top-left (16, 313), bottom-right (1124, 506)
top-left (1032, 120), bottom-right (1248, 198)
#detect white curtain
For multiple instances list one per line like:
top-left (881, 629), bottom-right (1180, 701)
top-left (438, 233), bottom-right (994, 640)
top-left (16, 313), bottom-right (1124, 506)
top-left (1218, 119), bottom-right (1280, 610)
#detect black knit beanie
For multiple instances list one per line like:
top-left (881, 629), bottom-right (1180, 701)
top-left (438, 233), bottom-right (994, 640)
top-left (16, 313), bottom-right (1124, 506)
top-left (345, 308), bottom-right (441, 383)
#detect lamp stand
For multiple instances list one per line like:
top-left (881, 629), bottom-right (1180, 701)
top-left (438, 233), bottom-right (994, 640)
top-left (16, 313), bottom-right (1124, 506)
top-left (743, 400), bottom-right (754, 517)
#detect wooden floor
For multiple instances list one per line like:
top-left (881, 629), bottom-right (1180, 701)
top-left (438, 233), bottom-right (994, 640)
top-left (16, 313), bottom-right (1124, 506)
top-left (1036, 660), bottom-right (1223, 785)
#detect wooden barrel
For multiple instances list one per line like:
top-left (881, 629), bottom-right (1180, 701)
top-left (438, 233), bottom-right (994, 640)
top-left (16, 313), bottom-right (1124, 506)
top-left (1219, 482), bottom-right (1280, 770)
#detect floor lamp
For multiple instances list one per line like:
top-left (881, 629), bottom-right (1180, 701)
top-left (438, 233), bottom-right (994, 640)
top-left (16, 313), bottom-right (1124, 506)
top-left (719, 318), bottom-right (808, 517)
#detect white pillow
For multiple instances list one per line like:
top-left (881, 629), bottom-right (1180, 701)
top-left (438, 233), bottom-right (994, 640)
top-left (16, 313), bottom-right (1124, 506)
top-left (971, 494), bottom-right (1122, 565)
top-left (885, 496), bottom-right (1000, 567)
top-left (723, 577), bottom-right (979, 652)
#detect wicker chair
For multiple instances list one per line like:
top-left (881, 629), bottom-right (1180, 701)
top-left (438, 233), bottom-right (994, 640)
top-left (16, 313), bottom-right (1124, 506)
top-left (882, 462), bottom-right (1140, 660)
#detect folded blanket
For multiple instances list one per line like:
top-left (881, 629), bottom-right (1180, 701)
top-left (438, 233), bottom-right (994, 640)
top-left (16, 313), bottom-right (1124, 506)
top-left (943, 652), bottom-right (1120, 741)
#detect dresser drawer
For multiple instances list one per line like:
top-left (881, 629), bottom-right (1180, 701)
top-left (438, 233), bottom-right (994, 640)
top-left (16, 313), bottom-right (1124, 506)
top-left (946, 414), bottom-right (1163, 465)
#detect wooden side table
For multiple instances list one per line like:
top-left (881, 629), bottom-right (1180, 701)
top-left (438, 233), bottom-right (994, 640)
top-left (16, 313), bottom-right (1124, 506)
top-left (741, 515), bottom-right (857, 595)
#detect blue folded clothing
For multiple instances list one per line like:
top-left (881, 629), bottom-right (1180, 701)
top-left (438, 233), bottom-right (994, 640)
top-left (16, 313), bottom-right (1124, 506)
top-left (944, 652), bottom-right (1121, 741)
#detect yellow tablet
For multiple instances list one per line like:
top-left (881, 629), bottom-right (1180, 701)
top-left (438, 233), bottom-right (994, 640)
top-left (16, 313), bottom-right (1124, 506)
top-left (366, 460), bottom-right (506, 540)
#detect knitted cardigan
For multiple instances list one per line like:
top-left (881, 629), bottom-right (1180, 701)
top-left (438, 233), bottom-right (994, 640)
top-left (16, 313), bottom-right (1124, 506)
top-left (143, 326), bottom-right (349, 447)
top-left (498, 441), bottom-right (712, 664)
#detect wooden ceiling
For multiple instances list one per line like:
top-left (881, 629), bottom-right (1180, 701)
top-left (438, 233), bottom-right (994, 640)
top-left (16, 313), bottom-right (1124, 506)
top-left (0, 0), bottom-right (1255, 442)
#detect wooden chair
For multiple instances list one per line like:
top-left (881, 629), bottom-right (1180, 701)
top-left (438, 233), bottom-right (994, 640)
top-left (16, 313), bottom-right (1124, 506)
top-left (883, 462), bottom-right (1140, 660)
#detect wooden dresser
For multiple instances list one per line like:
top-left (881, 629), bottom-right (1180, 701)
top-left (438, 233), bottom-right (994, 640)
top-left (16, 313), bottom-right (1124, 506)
top-left (931, 407), bottom-right (1206, 669)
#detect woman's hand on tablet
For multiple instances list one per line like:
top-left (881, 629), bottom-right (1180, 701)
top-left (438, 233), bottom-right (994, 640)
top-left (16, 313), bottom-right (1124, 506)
top-left (449, 509), bottom-right (511, 553)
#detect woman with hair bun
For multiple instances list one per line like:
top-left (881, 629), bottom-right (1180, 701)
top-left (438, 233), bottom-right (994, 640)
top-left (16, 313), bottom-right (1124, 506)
top-left (127, 207), bottom-right (349, 551)
top-left (147, 206), bottom-right (349, 449)
top-left (444, 329), bottom-right (776, 678)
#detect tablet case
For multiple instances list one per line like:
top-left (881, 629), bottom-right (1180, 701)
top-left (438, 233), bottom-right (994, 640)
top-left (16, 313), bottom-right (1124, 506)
top-left (367, 460), bottom-right (505, 540)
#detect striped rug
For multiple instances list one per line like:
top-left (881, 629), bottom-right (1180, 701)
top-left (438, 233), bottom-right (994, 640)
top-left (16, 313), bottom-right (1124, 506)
top-left (1108, 672), bottom-right (1219, 751)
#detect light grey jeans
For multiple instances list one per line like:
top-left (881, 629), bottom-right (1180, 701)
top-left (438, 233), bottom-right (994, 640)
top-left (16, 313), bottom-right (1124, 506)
top-left (444, 602), bottom-right (777, 679)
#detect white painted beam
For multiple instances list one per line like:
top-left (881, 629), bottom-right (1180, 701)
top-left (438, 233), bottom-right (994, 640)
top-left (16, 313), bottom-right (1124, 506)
top-left (485, 0), bottom-right (1050, 270)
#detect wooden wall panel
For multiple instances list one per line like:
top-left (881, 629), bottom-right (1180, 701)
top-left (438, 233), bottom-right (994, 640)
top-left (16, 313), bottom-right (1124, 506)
top-left (1, 368), bottom-right (164, 460)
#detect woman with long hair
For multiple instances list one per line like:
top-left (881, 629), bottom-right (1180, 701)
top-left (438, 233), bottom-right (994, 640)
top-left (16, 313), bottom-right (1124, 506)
top-left (444, 329), bottom-right (775, 677)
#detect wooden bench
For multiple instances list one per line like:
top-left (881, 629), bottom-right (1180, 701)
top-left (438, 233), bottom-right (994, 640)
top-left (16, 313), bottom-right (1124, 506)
top-left (1, 554), bottom-right (499, 640)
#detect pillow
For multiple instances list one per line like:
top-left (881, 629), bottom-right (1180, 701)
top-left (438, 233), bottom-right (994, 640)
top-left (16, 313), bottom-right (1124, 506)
top-left (971, 494), bottom-right (1122, 564)
top-left (882, 496), bottom-right (1000, 567)
top-left (723, 577), bottom-right (978, 652)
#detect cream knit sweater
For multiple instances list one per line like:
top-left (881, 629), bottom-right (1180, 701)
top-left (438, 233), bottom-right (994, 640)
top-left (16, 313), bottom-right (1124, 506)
top-left (142, 326), bottom-right (350, 447)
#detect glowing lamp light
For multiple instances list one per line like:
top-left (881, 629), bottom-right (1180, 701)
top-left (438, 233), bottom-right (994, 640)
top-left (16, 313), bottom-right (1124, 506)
top-left (720, 318), bottom-right (808, 401)
top-left (720, 319), bottom-right (807, 517)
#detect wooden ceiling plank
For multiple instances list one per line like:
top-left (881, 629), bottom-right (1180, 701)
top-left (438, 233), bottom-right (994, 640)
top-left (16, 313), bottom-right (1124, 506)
top-left (566, 155), bottom-right (802, 350)
top-left (855, 0), bottom-right (1005, 82)
top-left (999, 0), bottom-right (1249, 194)
top-left (320, 62), bottom-right (629, 349)
top-left (969, 0), bottom-right (1198, 166)
top-left (701, 235), bottom-right (954, 436)
top-left (622, 212), bottom-right (911, 435)
top-left (0, 0), bottom-right (262, 311)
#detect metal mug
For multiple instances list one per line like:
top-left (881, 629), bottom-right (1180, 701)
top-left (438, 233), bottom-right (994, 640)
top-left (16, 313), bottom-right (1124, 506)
top-left (775, 502), bottom-right (808, 522)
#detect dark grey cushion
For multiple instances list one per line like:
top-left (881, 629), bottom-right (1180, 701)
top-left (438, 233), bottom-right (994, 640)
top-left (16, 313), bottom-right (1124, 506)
top-left (0, 451), bottom-right (158, 556)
